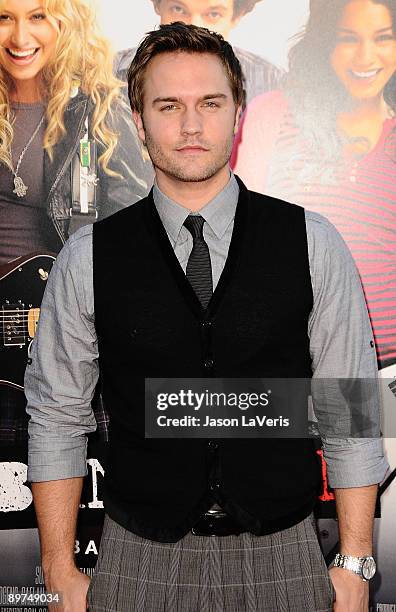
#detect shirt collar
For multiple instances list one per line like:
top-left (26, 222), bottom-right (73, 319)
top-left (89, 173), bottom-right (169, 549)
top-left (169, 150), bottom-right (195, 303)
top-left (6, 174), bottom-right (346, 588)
top-left (153, 172), bottom-right (239, 245)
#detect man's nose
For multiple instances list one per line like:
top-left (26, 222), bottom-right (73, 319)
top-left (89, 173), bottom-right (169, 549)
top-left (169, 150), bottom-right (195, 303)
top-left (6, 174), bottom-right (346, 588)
top-left (181, 108), bottom-right (203, 135)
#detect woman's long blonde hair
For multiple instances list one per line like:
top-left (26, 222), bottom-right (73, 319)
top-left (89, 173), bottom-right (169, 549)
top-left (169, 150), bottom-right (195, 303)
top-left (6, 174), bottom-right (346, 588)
top-left (0, 0), bottom-right (124, 175)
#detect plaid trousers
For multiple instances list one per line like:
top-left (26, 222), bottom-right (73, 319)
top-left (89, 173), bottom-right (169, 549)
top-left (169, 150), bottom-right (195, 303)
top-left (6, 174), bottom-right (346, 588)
top-left (87, 512), bottom-right (335, 612)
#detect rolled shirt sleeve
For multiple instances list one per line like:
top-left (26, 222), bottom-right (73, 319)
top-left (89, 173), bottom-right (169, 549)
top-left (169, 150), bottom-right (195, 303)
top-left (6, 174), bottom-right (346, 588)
top-left (306, 210), bottom-right (389, 488)
top-left (25, 224), bottom-right (98, 482)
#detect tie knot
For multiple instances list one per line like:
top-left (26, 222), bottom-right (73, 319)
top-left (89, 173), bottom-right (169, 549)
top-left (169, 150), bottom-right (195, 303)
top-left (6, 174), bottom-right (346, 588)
top-left (183, 215), bottom-right (205, 240)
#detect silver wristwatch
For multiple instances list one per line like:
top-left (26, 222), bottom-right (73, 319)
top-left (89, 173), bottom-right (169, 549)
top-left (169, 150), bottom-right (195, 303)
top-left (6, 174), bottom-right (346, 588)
top-left (333, 553), bottom-right (376, 581)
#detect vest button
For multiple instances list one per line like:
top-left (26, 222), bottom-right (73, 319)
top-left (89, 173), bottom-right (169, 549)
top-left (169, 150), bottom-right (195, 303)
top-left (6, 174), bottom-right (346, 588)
top-left (202, 320), bottom-right (212, 328)
top-left (204, 358), bottom-right (214, 369)
top-left (208, 440), bottom-right (218, 450)
top-left (210, 481), bottom-right (221, 491)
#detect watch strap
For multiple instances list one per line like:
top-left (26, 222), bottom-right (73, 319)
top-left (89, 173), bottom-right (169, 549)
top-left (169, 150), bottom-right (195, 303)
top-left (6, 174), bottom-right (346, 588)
top-left (333, 553), bottom-right (375, 581)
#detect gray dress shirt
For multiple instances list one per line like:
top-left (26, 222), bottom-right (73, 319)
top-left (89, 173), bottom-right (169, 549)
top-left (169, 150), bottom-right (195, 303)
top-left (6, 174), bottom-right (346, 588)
top-left (25, 174), bottom-right (389, 488)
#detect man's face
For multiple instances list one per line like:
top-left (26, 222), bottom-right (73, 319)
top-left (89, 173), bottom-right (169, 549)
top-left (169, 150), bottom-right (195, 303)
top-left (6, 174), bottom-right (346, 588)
top-left (133, 51), bottom-right (241, 184)
top-left (153, 0), bottom-right (240, 39)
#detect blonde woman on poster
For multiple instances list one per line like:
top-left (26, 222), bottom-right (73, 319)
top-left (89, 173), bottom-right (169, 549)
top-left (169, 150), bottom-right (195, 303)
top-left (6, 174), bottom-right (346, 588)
top-left (233, 0), bottom-right (396, 372)
top-left (0, 0), bottom-right (151, 259)
top-left (0, 0), bottom-right (152, 442)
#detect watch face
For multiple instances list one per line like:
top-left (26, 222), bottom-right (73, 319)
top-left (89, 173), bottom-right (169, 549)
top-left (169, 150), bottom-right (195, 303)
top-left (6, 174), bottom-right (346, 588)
top-left (362, 557), bottom-right (376, 580)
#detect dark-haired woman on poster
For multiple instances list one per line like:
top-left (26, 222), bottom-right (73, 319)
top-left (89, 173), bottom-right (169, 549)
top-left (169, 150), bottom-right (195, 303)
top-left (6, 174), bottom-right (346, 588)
top-left (233, 0), bottom-right (396, 374)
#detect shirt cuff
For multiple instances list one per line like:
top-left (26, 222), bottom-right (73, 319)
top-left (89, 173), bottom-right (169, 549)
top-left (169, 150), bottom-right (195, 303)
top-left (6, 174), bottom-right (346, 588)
top-left (27, 436), bottom-right (88, 482)
top-left (322, 437), bottom-right (390, 488)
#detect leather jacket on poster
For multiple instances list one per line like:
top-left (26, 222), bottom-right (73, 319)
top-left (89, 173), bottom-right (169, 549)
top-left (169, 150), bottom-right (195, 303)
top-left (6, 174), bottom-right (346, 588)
top-left (45, 90), bottom-right (154, 245)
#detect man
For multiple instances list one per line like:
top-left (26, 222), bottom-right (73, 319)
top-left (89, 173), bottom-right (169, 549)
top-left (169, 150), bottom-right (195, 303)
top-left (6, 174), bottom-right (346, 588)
top-left (114, 0), bottom-right (282, 104)
top-left (26, 23), bottom-right (388, 612)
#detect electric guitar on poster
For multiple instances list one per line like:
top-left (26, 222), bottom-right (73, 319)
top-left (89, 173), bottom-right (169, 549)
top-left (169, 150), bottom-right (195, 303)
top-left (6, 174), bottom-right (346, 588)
top-left (0, 253), bottom-right (55, 391)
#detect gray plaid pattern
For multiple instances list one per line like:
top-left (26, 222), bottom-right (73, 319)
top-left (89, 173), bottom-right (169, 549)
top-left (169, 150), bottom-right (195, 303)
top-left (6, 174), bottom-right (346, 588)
top-left (87, 513), bottom-right (335, 612)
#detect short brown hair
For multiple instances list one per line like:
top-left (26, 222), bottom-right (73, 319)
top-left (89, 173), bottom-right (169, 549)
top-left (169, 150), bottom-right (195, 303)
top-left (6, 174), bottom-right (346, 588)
top-left (127, 22), bottom-right (246, 114)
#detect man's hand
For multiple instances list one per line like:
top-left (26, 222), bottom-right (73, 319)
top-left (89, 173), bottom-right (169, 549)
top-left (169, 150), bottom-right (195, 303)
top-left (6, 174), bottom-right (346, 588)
top-left (46, 566), bottom-right (90, 612)
top-left (329, 566), bottom-right (369, 611)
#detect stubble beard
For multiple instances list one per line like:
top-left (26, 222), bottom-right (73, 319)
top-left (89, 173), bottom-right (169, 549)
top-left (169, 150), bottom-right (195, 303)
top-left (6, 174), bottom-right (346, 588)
top-left (143, 128), bottom-right (234, 183)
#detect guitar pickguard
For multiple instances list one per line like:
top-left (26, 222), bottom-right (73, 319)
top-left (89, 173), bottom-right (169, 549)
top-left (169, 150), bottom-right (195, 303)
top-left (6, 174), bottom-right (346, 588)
top-left (0, 254), bottom-right (56, 389)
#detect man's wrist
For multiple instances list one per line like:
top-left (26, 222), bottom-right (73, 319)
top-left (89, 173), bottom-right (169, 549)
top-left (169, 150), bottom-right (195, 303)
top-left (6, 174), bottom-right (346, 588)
top-left (42, 557), bottom-right (78, 580)
top-left (333, 553), bottom-right (376, 581)
top-left (339, 546), bottom-right (373, 556)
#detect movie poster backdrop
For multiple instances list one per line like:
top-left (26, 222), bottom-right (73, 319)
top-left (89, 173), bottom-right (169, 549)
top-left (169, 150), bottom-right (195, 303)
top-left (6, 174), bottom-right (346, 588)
top-left (0, 0), bottom-right (394, 609)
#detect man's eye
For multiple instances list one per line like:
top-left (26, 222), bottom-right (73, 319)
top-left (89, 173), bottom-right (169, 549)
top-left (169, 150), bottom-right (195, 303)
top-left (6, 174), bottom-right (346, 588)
top-left (205, 11), bottom-right (222, 20)
top-left (161, 104), bottom-right (177, 111)
top-left (203, 101), bottom-right (219, 108)
top-left (170, 5), bottom-right (186, 14)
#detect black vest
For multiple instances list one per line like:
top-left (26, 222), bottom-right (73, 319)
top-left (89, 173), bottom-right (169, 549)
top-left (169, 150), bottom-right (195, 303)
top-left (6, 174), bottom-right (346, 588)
top-left (93, 177), bottom-right (321, 543)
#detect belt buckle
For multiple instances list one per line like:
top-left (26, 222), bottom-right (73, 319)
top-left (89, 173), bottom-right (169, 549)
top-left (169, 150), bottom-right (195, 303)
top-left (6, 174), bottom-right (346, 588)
top-left (191, 510), bottom-right (239, 537)
top-left (191, 514), bottom-right (221, 537)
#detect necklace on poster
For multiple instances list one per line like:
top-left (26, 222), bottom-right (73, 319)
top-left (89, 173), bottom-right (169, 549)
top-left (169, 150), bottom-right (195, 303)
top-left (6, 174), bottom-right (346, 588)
top-left (11, 113), bottom-right (46, 198)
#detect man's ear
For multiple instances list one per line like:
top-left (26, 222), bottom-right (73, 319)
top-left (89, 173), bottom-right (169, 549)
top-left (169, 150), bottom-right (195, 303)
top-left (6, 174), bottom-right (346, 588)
top-left (233, 105), bottom-right (243, 135)
top-left (132, 111), bottom-right (146, 145)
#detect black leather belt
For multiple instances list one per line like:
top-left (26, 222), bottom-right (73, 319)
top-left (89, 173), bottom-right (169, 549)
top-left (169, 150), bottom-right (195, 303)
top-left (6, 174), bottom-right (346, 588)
top-left (191, 509), bottom-right (246, 536)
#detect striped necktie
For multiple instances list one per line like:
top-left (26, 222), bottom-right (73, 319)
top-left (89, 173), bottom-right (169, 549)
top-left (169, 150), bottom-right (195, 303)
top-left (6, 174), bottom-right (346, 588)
top-left (183, 215), bottom-right (213, 309)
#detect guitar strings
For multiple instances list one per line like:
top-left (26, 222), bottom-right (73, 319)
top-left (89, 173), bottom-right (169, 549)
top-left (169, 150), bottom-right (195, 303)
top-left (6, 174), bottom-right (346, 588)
top-left (0, 310), bottom-right (40, 314)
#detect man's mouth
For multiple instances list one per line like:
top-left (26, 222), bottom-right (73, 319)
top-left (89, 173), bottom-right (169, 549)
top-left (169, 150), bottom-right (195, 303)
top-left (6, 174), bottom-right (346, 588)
top-left (349, 68), bottom-right (382, 80)
top-left (6, 48), bottom-right (39, 60)
top-left (176, 145), bottom-right (209, 153)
